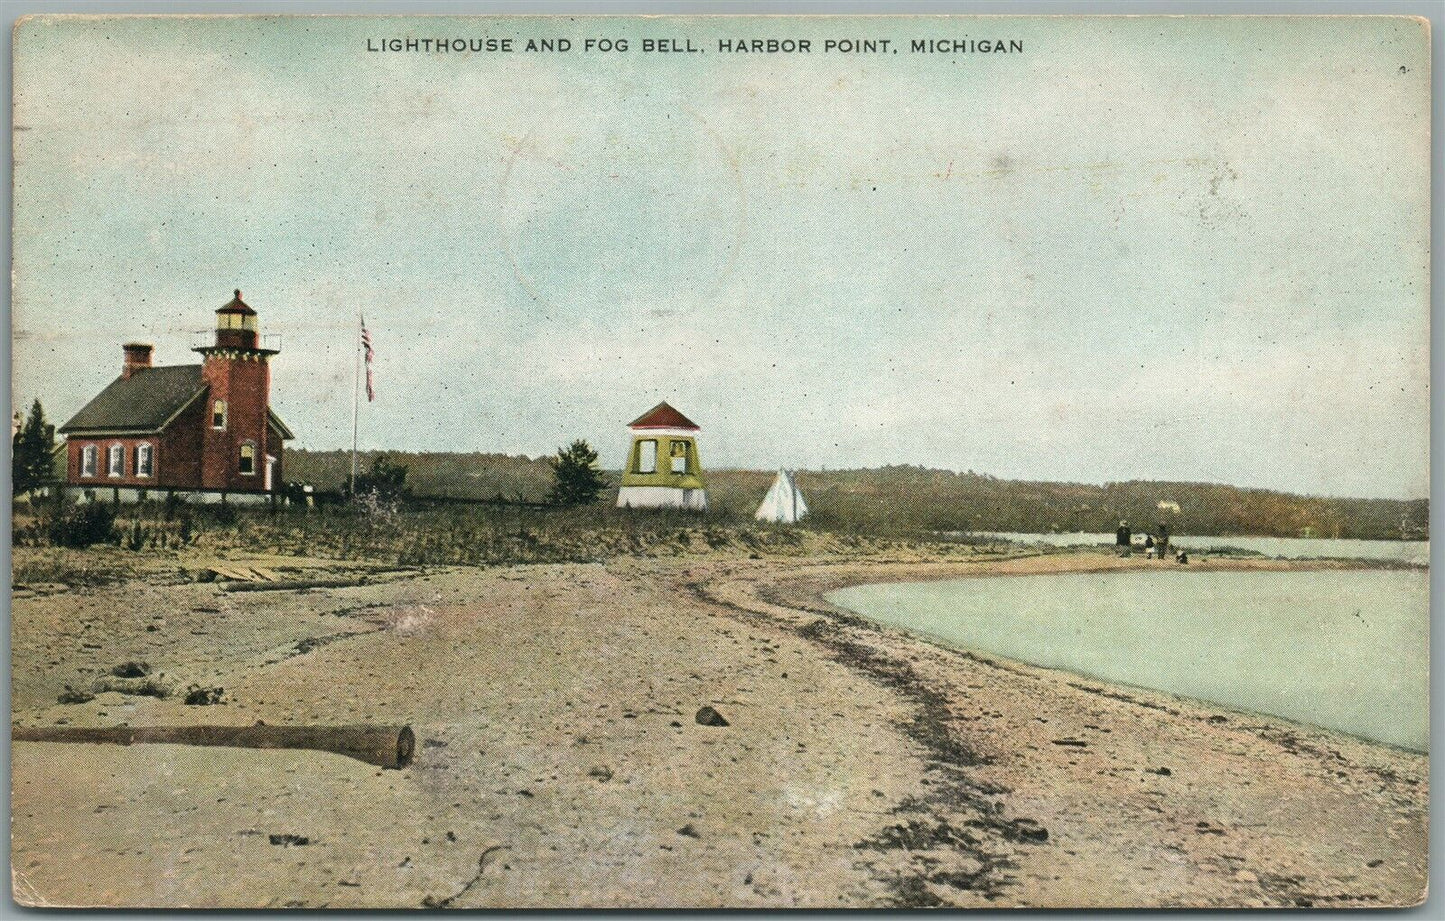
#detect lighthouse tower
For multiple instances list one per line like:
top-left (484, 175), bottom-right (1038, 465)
top-left (192, 290), bottom-right (281, 492)
top-left (616, 401), bottom-right (708, 511)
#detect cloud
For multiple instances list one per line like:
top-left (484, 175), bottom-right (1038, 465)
top-left (10, 15), bottom-right (1430, 498)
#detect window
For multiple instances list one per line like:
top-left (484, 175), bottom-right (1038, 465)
top-left (239, 441), bottom-right (256, 475)
top-left (135, 443), bottom-right (154, 478)
top-left (670, 440), bottom-right (689, 473)
top-left (107, 444), bottom-right (124, 477)
top-left (81, 444), bottom-right (98, 477)
top-left (219, 313), bottom-right (256, 332)
top-left (635, 439), bottom-right (657, 474)
top-left (212, 400), bottom-right (227, 429)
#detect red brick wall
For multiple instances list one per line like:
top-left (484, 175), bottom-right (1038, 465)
top-left (200, 352), bottom-right (272, 491)
top-left (66, 436), bottom-right (164, 488)
top-left (159, 396), bottom-right (206, 488)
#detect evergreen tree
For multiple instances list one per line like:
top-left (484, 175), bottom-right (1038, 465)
top-left (547, 439), bottom-right (607, 507)
top-left (12, 399), bottom-right (56, 496)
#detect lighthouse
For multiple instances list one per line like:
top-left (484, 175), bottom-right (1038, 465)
top-left (616, 401), bottom-right (708, 511)
top-left (192, 290), bottom-right (282, 491)
top-left (58, 289), bottom-right (292, 504)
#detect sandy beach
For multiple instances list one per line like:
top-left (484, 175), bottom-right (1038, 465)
top-left (10, 545), bottom-right (1428, 908)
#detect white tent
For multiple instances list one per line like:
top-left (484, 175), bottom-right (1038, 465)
top-left (755, 470), bottom-right (809, 523)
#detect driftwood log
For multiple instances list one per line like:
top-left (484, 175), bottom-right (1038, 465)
top-left (221, 578), bottom-right (369, 593)
top-left (12, 723), bottom-right (415, 769)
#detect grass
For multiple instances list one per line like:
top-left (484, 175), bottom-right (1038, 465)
top-left (13, 452), bottom-right (1427, 572)
top-left (285, 451), bottom-right (1428, 542)
top-left (12, 496), bottom-right (1007, 572)
top-left (12, 547), bottom-right (149, 589)
top-left (208, 502), bottom-right (973, 567)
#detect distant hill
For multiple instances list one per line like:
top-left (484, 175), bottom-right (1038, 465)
top-left (787, 467), bottom-right (1427, 542)
top-left (284, 451), bottom-right (1427, 541)
top-left (287, 450), bottom-right (554, 504)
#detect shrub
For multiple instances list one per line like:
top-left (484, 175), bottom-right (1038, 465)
top-left (47, 502), bottom-right (118, 548)
top-left (177, 513), bottom-right (194, 545)
top-left (123, 520), bottom-right (148, 552)
top-left (350, 455), bottom-right (410, 504)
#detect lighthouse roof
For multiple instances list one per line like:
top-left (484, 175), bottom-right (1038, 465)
top-left (60, 365), bottom-right (206, 434)
top-left (628, 401), bottom-right (699, 431)
top-left (217, 289), bottom-right (256, 316)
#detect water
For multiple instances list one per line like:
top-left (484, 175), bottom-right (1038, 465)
top-left (829, 569), bottom-right (1429, 751)
top-left (971, 532), bottom-right (1429, 566)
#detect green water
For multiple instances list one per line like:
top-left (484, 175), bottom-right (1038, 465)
top-left (829, 570), bottom-right (1428, 751)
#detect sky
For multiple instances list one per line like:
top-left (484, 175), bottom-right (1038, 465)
top-left (11, 15), bottom-right (1431, 499)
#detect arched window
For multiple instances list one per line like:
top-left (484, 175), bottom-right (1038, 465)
top-left (81, 444), bottom-right (98, 477)
top-left (107, 444), bottom-right (124, 477)
top-left (212, 400), bottom-right (227, 429)
top-left (135, 443), bottom-right (154, 478)
top-left (239, 441), bottom-right (256, 475)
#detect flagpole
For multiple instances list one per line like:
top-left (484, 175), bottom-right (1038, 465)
top-left (350, 309), bottom-right (360, 497)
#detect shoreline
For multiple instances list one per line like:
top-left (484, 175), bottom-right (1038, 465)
top-left (678, 549), bottom-right (1429, 906)
top-left (814, 554), bottom-right (1428, 755)
top-left (10, 545), bottom-right (1429, 908)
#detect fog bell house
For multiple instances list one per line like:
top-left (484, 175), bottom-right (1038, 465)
top-left (58, 290), bottom-right (294, 504)
top-left (616, 401), bottom-right (708, 511)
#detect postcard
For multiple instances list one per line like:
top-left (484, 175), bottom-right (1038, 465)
top-left (9, 13), bottom-right (1430, 909)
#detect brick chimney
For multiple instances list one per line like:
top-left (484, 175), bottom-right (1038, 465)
top-left (122, 343), bottom-right (153, 379)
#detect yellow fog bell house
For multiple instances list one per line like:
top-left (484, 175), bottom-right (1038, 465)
top-left (616, 401), bottom-right (708, 511)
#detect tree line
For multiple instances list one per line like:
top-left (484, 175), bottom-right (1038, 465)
top-left (14, 401), bottom-right (1427, 539)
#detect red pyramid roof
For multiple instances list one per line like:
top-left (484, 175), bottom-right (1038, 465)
top-left (629, 401), bottom-right (699, 430)
top-left (217, 289), bottom-right (256, 316)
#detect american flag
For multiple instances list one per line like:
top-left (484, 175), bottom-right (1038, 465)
top-left (361, 317), bottom-right (375, 402)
